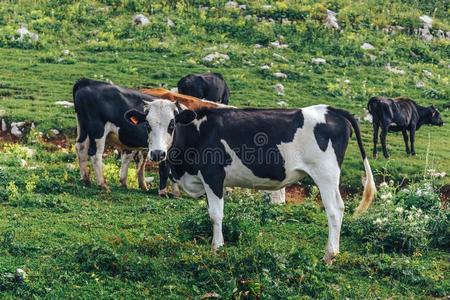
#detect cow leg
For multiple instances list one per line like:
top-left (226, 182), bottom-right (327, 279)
top-left (372, 119), bottom-right (379, 158)
top-left (309, 170), bottom-right (343, 265)
top-left (205, 187), bottom-right (224, 251)
top-left (91, 132), bottom-right (109, 191)
top-left (158, 161), bottom-right (170, 197)
top-left (134, 151), bottom-right (148, 191)
top-left (119, 150), bottom-right (134, 188)
top-left (380, 125), bottom-right (389, 158)
top-left (402, 130), bottom-right (410, 155)
top-left (199, 173), bottom-right (225, 251)
top-left (409, 127), bottom-right (416, 156)
top-left (75, 137), bottom-right (90, 185)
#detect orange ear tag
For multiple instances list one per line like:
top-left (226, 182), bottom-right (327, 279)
top-left (130, 116), bottom-right (139, 125)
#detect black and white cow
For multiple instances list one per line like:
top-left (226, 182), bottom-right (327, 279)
top-left (125, 100), bottom-right (376, 264)
top-left (74, 78), bottom-right (159, 191)
top-left (177, 73), bottom-right (230, 104)
top-left (368, 96), bottom-right (444, 158)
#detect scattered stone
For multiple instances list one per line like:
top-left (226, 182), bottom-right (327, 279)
top-left (260, 65), bottom-right (271, 70)
top-left (419, 15), bottom-right (433, 28)
top-left (15, 269), bottom-right (27, 282)
top-left (1, 119), bottom-right (7, 131)
top-left (311, 58), bottom-right (326, 65)
top-left (62, 49), bottom-right (70, 56)
top-left (416, 81), bottom-right (425, 88)
top-left (277, 100), bottom-right (288, 107)
top-left (273, 53), bottom-right (288, 62)
top-left (55, 101), bottom-right (74, 108)
top-left (270, 40), bottom-right (288, 49)
top-left (11, 122), bottom-right (25, 137)
top-left (20, 159), bottom-right (27, 168)
top-left (262, 4), bottom-right (272, 10)
top-left (325, 10), bottom-right (340, 30)
top-left (15, 25), bottom-right (39, 41)
top-left (133, 14), bottom-right (150, 27)
top-left (202, 52), bottom-right (230, 64)
top-left (344, 79), bottom-right (350, 84)
top-left (239, 4), bottom-right (247, 10)
top-left (363, 108), bottom-right (373, 123)
top-left (273, 72), bottom-right (287, 79)
top-left (382, 25), bottom-right (405, 34)
top-left (385, 64), bottom-right (405, 75)
top-left (275, 83), bottom-right (284, 95)
top-left (423, 70), bottom-right (432, 77)
top-left (225, 1), bottom-right (239, 9)
top-left (49, 129), bottom-right (60, 136)
top-left (167, 18), bottom-right (175, 27)
top-left (361, 43), bottom-right (375, 50)
top-left (254, 44), bottom-right (263, 49)
top-left (245, 15), bottom-right (252, 20)
top-left (145, 176), bottom-right (154, 183)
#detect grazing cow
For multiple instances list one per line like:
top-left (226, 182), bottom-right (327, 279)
top-left (73, 79), bottom-right (229, 194)
top-left (177, 73), bottom-right (230, 104)
top-left (125, 101), bottom-right (376, 264)
top-left (368, 96), bottom-right (443, 158)
top-left (74, 78), bottom-right (156, 191)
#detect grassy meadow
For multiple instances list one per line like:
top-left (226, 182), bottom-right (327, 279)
top-left (0, 0), bottom-right (449, 298)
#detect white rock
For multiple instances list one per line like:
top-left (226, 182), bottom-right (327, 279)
top-left (273, 53), bottom-right (288, 62)
top-left (363, 108), bottom-right (373, 123)
top-left (312, 58), bottom-right (326, 64)
top-left (133, 14), bottom-right (150, 27)
top-left (277, 101), bottom-right (288, 107)
top-left (325, 10), bottom-right (340, 30)
top-left (270, 40), bottom-right (288, 49)
top-left (225, 1), bottom-right (239, 9)
top-left (16, 25), bottom-right (39, 41)
top-left (62, 49), bottom-right (70, 56)
top-left (1, 119), bottom-right (6, 131)
top-left (201, 52), bottom-right (230, 64)
top-left (11, 125), bottom-right (22, 137)
top-left (167, 18), bottom-right (175, 27)
top-left (361, 43), bottom-right (375, 50)
top-left (416, 81), bottom-right (425, 88)
top-left (260, 65), bottom-right (271, 70)
top-left (275, 83), bottom-right (284, 95)
top-left (20, 159), bottom-right (27, 168)
top-left (385, 64), bottom-right (405, 75)
top-left (11, 121), bottom-right (26, 128)
top-left (419, 15), bottom-right (433, 28)
top-left (55, 101), bottom-right (74, 108)
top-left (15, 268), bottom-right (27, 281)
top-left (418, 27), bottom-right (433, 42)
top-left (344, 79), bottom-right (350, 84)
top-left (245, 15), bottom-right (252, 20)
top-left (49, 129), bottom-right (60, 135)
top-left (273, 72), bottom-right (287, 79)
top-left (423, 70), bottom-right (432, 77)
top-left (145, 176), bottom-right (154, 183)
top-left (254, 44), bottom-right (263, 49)
top-left (239, 4), bottom-right (247, 10)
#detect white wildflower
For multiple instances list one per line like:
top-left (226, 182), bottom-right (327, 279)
top-left (395, 207), bottom-right (404, 214)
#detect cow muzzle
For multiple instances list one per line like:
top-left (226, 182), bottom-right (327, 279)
top-left (149, 150), bottom-right (166, 162)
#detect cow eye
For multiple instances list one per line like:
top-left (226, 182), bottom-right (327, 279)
top-left (167, 119), bottom-right (175, 134)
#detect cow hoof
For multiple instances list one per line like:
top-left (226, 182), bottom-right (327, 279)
top-left (120, 182), bottom-right (128, 189)
top-left (323, 251), bottom-right (338, 265)
top-left (158, 192), bottom-right (169, 198)
top-left (383, 154), bottom-right (389, 159)
top-left (101, 185), bottom-right (111, 192)
top-left (211, 242), bottom-right (224, 252)
top-left (373, 153), bottom-right (378, 159)
top-left (171, 191), bottom-right (181, 198)
top-left (411, 152), bottom-right (416, 156)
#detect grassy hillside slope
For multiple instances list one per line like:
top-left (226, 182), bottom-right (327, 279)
top-left (0, 1), bottom-right (449, 298)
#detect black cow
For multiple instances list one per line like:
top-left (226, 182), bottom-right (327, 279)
top-left (125, 101), bottom-right (376, 264)
top-left (74, 78), bottom-right (157, 191)
top-left (368, 96), bottom-right (443, 158)
top-left (177, 73), bottom-right (230, 104)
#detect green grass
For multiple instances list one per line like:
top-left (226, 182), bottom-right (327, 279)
top-left (0, 0), bottom-right (449, 298)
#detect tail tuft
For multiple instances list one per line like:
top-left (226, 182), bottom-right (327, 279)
top-left (354, 158), bottom-right (376, 215)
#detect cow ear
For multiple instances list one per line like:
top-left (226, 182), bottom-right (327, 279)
top-left (175, 110), bottom-right (196, 125)
top-left (124, 109), bottom-right (147, 125)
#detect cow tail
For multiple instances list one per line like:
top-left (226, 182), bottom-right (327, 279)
top-left (333, 108), bottom-right (376, 215)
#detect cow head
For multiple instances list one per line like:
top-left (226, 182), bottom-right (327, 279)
top-left (124, 99), bottom-right (196, 162)
top-left (429, 105), bottom-right (444, 126)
